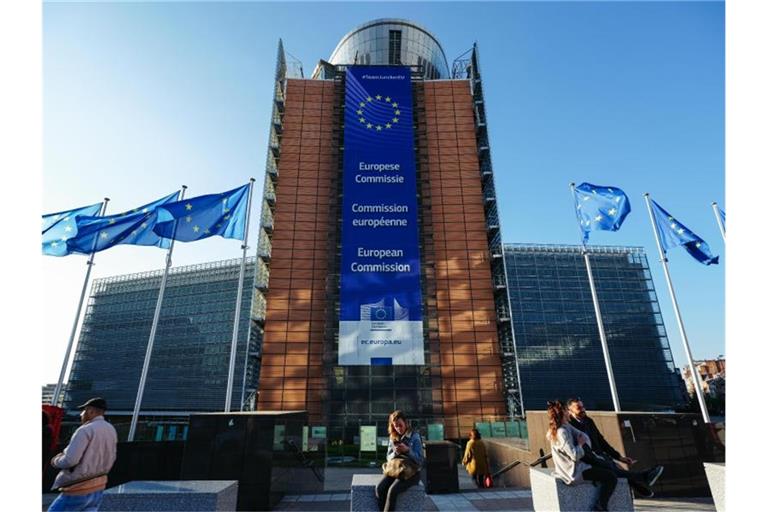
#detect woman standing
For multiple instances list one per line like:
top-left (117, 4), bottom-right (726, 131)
top-left (462, 428), bottom-right (490, 488)
top-left (547, 400), bottom-right (617, 512)
top-left (375, 410), bottom-right (424, 512)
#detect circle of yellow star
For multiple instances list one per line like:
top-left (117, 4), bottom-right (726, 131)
top-left (355, 94), bottom-right (402, 134)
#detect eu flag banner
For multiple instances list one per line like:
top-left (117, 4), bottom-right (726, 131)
top-left (153, 184), bottom-right (249, 242)
top-left (338, 66), bottom-right (424, 366)
top-left (42, 202), bottom-right (102, 256)
top-left (573, 183), bottom-right (631, 242)
top-left (651, 200), bottom-right (719, 265)
top-left (68, 191), bottom-right (180, 254)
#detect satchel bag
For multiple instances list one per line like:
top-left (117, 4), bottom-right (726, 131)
top-left (382, 456), bottom-right (419, 480)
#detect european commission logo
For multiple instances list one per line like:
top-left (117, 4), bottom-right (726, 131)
top-left (354, 94), bottom-right (402, 133)
top-left (360, 297), bottom-right (409, 321)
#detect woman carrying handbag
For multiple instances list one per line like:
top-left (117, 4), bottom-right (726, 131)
top-left (375, 410), bottom-right (424, 512)
top-left (462, 428), bottom-right (491, 488)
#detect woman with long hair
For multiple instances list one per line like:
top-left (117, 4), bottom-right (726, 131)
top-left (375, 410), bottom-right (424, 511)
top-left (547, 400), bottom-right (616, 512)
top-left (462, 428), bottom-right (490, 488)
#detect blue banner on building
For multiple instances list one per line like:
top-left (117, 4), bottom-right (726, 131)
top-left (338, 66), bottom-right (424, 365)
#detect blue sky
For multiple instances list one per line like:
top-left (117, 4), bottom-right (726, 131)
top-left (42, 1), bottom-right (725, 383)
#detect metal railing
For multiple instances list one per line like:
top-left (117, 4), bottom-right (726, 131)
top-left (490, 451), bottom-right (552, 480)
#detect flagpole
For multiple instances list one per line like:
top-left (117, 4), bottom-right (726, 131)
top-left (643, 193), bottom-right (711, 423)
top-left (127, 185), bottom-right (187, 442)
top-left (569, 183), bottom-right (621, 412)
top-left (51, 198), bottom-right (110, 406)
top-left (225, 178), bottom-right (256, 412)
top-left (711, 202), bottom-right (725, 241)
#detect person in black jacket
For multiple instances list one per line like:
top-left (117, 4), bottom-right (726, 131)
top-left (567, 398), bottom-right (664, 498)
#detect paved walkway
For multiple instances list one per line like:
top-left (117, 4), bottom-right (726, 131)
top-left (274, 489), bottom-right (716, 511)
top-left (45, 488), bottom-right (717, 511)
top-left (321, 466), bottom-right (479, 491)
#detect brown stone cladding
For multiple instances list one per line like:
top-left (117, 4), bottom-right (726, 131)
top-left (258, 77), bottom-right (506, 432)
top-left (257, 79), bottom-right (336, 424)
top-left (419, 80), bottom-right (506, 437)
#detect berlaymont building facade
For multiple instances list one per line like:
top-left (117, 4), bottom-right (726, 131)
top-left (255, 19), bottom-right (518, 440)
top-left (252, 18), bottom-right (683, 439)
top-left (64, 19), bottom-right (684, 442)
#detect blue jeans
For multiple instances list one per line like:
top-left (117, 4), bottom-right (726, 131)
top-left (48, 491), bottom-right (104, 511)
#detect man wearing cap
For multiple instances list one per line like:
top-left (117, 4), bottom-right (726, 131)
top-left (48, 398), bottom-right (117, 511)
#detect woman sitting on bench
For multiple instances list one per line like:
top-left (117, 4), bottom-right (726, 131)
top-left (375, 410), bottom-right (424, 512)
top-left (546, 400), bottom-right (616, 511)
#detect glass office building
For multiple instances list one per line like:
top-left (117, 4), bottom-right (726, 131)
top-left (257, 19), bottom-right (521, 442)
top-left (503, 244), bottom-right (685, 412)
top-left (59, 19), bottom-right (686, 447)
top-left (64, 258), bottom-right (265, 415)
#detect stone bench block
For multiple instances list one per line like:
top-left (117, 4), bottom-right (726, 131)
top-left (530, 468), bottom-right (634, 511)
top-left (100, 480), bottom-right (238, 511)
top-left (351, 473), bottom-right (425, 512)
top-left (704, 463), bottom-right (725, 512)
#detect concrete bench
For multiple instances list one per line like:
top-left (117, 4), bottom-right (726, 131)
top-left (530, 468), bottom-right (634, 511)
top-left (351, 473), bottom-right (425, 512)
top-left (100, 480), bottom-right (238, 511)
top-left (704, 463), bottom-right (725, 512)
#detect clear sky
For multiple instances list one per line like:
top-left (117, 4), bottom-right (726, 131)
top-left (42, 0), bottom-right (725, 385)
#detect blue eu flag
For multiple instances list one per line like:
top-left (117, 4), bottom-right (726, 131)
top-left (42, 202), bottom-right (102, 256)
top-left (67, 191), bottom-right (180, 254)
top-left (153, 184), bottom-right (249, 242)
top-left (650, 200), bottom-right (719, 265)
top-left (573, 183), bottom-right (631, 242)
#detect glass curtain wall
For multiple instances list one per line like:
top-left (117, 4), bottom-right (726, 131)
top-left (504, 244), bottom-right (685, 412)
top-left (65, 258), bottom-right (261, 414)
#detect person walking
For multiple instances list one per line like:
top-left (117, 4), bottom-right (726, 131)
top-left (48, 398), bottom-right (117, 512)
top-left (375, 410), bottom-right (423, 512)
top-left (567, 398), bottom-right (663, 497)
top-left (462, 428), bottom-right (490, 488)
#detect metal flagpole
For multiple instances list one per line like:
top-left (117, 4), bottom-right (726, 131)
top-left (51, 198), bottom-right (110, 406)
top-left (643, 193), bottom-right (711, 423)
top-left (225, 178), bottom-right (256, 412)
top-left (127, 185), bottom-right (187, 441)
top-left (583, 251), bottom-right (621, 412)
top-left (711, 202), bottom-right (725, 241)
top-left (569, 183), bottom-right (621, 412)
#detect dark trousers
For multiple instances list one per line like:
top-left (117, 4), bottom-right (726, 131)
top-left (582, 452), bottom-right (651, 500)
top-left (375, 472), bottom-right (420, 512)
top-left (582, 465), bottom-right (618, 509)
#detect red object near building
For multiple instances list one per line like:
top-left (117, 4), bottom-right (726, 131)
top-left (42, 405), bottom-right (65, 450)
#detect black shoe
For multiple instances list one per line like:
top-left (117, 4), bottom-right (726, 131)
top-left (633, 482), bottom-right (654, 499)
top-left (646, 465), bottom-right (664, 487)
top-left (591, 502), bottom-right (608, 512)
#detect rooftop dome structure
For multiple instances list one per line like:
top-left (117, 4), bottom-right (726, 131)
top-left (326, 18), bottom-right (450, 79)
